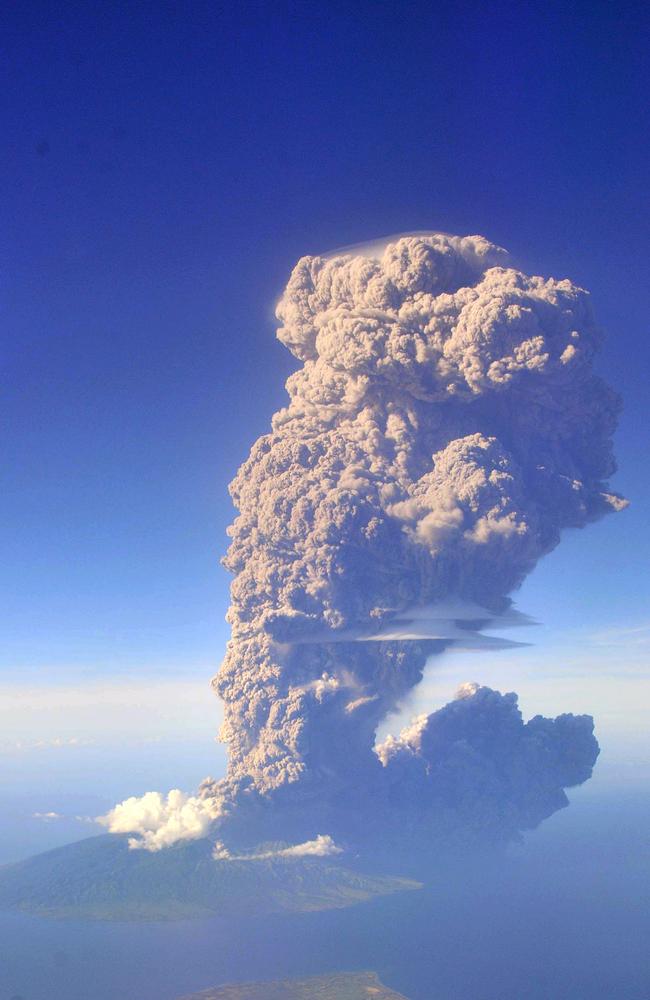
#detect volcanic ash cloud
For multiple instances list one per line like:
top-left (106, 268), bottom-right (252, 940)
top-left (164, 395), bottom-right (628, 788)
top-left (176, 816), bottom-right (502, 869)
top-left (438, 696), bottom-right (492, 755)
top-left (216, 233), bottom-right (623, 811)
top-left (106, 233), bottom-right (626, 853)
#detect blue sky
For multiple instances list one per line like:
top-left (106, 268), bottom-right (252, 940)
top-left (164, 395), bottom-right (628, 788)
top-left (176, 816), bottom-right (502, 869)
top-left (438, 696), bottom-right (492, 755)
top-left (2, 2), bottom-right (649, 799)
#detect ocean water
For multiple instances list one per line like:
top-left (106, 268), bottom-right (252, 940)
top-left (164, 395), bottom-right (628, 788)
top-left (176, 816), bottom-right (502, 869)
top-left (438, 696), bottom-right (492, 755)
top-left (1, 787), bottom-right (648, 1000)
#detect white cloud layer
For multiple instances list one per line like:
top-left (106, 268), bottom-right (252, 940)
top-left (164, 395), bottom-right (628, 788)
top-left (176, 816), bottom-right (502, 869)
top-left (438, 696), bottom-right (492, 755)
top-left (1, 736), bottom-right (94, 754)
top-left (212, 833), bottom-right (342, 861)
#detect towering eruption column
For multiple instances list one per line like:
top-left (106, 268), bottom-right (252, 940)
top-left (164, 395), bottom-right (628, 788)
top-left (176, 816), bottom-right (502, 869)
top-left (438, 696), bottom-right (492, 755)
top-left (213, 233), bottom-right (626, 846)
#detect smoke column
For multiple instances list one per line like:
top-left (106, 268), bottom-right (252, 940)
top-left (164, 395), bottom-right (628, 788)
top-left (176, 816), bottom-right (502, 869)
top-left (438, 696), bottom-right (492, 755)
top-left (194, 233), bottom-right (625, 851)
top-left (103, 233), bottom-right (626, 853)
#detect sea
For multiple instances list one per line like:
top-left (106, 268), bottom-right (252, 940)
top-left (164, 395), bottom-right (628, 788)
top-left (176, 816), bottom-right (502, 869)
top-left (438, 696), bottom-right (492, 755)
top-left (1, 776), bottom-right (649, 1000)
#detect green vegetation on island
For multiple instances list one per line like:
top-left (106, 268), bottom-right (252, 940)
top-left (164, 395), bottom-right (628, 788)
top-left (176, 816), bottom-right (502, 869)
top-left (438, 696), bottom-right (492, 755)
top-left (0, 835), bottom-right (420, 921)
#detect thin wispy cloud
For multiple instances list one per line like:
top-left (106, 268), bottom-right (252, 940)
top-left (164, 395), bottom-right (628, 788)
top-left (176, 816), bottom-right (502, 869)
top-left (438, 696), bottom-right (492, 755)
top-left (587, 622), bottom-right (650, 649)
top-left (32, 810), bottom-right (96, 824)
top-left (1, 736), bottom-right (95, 754)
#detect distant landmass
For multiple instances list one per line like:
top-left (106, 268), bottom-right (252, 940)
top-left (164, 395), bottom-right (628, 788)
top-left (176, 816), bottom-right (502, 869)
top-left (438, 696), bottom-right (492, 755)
top-left (177, 971), bottom-right (410, 999)
top-left (0, 835), bottom-right (420, 921)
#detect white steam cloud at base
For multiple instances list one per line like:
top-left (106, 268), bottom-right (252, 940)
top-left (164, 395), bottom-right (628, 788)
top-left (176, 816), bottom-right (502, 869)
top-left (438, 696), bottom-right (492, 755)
top-left (97, 790), bottom-right (224, 851)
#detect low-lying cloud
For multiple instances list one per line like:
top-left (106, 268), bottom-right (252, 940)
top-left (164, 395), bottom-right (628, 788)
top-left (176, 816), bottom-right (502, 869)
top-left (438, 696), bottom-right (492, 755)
top-left (212, 833), bottom-right (342, 862)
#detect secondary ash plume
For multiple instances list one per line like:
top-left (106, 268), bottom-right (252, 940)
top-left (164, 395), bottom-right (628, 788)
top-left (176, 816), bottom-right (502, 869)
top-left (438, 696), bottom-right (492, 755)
top-left (104, 233), bottom-right (626, 853)
top-left (376, 684), bottom-right (600, 849)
